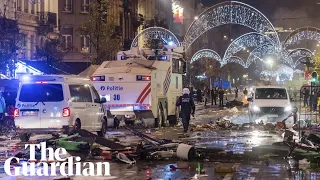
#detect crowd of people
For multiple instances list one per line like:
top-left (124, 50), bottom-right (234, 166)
top-left (194, 87), bottom-right (226, 107)
top-left (301, 87), bottom-right (320, 112)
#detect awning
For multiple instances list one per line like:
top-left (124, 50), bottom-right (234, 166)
top-left (20, 61), bottom-right (91, 75)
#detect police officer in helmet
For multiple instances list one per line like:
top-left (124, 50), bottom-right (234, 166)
top-left (176, 88), bottom-right (195, 133)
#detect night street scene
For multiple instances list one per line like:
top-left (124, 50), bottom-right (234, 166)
top-left (2, 0), bottom-right (320, 179)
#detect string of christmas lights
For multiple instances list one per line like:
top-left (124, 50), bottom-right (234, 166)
top-left (260, 64), bottom-right (304, 78)
top-left (131, 27), bottom-right (180, 49)
top-left (246, 44), bottom-right (276, 67)
top-left (190, 49), bottom-right (222, 63)
top-left (183, 1), bottom-right (280, 50)
top-left (283, 27), bottom-right (320, 47)
top-left (222, 32), bottom-right (276, 66)
top-left (288, 48), bottom-right (315, 68)
top-left (221, 56), bottom-right (246, 67)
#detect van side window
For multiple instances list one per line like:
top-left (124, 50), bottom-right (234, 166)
top-left (69, 85), bottom-right (92, 102)
top-left (90, 86), bottom-right (100, 102)
top-left (172, 58), bottom-right (179, 73)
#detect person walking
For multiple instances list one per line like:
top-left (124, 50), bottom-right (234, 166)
top-left (302, 87), bottom-right (310, 107)
top-left (204, 87), bottom-right (210, 106)
top-left (196, 89), bottom-right (202, 104)
top-left (235, 87), bottom-right (239, 99)
top-left (211, 87), bottom-right (217, 105)
top-left (311, 91), bottom-right (318, 111)
top-left (243, 88), bottom-right (248, 97)
top-left (176, 88), bottom-right (195, 133)
top-left (218, 88), bottom-right (224, 107)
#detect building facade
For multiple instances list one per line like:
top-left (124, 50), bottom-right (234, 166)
top-left (58, 0), bottom-right (140, 62)
top-left (137, 0), bottom-right (173, 32)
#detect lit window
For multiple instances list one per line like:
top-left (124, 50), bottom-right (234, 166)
top-left (62, 27), bottom-right (73, 49)
top-left (81, 0), bottom-right (90, 13)
top-left (64, 0), bottom-right (73, 12)
top-left (24, 0), bottom-right (29, 13)
top-left (17, 0), bottom-right (22, 11)
top-left (62, 35), bottom-right (72, 49)
top-left (81, 35), bottom-right (90, 52)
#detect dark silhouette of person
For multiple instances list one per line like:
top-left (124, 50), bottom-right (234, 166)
top-left (218, 88), bottom-right (224, 107)
top-left (176, 88), bottom-right (195, 133)
top-left (196, 89), bottom-right (202, 103)
top-left (235, 87), bottom-right (239, 99)
top-left (243, 88), bottom-right (248, 96)
top-left (302, 87), bottom-right (310, 107)
top-left (211, 87), bottom-right (217, 105)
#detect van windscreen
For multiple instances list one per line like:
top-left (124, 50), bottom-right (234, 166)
top-left (255, 88), bottom-right (287, 100)
top-left (19, 84), bottom-right (63, 102)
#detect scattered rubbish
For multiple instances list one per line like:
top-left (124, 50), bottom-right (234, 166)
top-left (226, 100), bottom-right (243, 109)
top-left (145, 129), bottom-right (151, 134)
top-left (115, 153), bottom-right (136, 164)
top-left (252, 145), bottom-right (290, 157)
top-left (299, 159), bottom-right (310, 170)
top-left (169, 165), bottom-right (189, 171)
top-left (216, 118), bottom-right (232, 129)
top-left (264, 123), bottom-right (275, 131)
top-left (214, 163), bottom-right (236, 173)
top-left (227, 107), bottom-right (239, 113)
top-left (176, 144), bottom-right (196, 160)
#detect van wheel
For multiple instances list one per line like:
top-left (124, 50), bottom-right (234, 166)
top-left (155, 104), bottom-right (165, 128)
top-left (74, 119), bottom-right (81, 133)
top-left (19, 133), bottom-right (31, 142)
top-left (162, 106), bottom-right (169, 127)
top-left (97, 118), bottom-right (107, 138)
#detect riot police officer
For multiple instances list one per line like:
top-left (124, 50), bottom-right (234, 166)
top-left (176, 88), bottom-right (195, 133)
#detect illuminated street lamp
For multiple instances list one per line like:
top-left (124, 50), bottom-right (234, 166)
top-left (194, 16), bottom-right (198, 20)
top-left (266, 57), bottom-right (274, 68)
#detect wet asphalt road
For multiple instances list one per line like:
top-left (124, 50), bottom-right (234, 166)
top-left (0, 104), bottom-right (319, 179)
top-left (0, 130), bottom-right (319, 180)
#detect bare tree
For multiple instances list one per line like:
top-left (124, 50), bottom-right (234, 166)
top-left (78, 0), bottom-right (122, 64)
top-left (0, 0), bottom-right (22, 78)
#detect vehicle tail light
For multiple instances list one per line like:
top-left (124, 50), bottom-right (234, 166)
top-left (14, 108), bottom-right (20, 117)
top-left (62, 108), bottom-right (70, 117)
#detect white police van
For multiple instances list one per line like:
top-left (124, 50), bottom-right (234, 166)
top-left (14, 75), bottom-right (107, 141)
top-left (248, 86), bottom-right (294, 124)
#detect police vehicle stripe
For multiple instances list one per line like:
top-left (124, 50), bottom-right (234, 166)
top-left (140, 88), bottom-right (151, 103)
top-left (136, 82), bottom-right (151, 103)
top-left (163, 67), bottom-right (171, 95)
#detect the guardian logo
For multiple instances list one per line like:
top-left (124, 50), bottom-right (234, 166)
top-left (4, 142), bottom-right (110, 177)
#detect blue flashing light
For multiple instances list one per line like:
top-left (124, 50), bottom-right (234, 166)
top-left (168, 41), bottom-right (174, 46)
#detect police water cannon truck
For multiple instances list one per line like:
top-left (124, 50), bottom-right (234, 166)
top-left (92, 44), bottom-right (186, 127)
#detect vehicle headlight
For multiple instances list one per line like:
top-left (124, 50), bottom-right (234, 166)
top-left (284, 106), bottom-right (292, 112)
top-left (252, 105), bottom-right (260, 112)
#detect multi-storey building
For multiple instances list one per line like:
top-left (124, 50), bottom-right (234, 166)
top-left (137, 0), bottom-right (173, 32)
top-left (0, 0), bottom-right (58, 78)
top-left (58, 0), bottom-right (140, 62)
top-left (0, 0), bottom-right (57, 62)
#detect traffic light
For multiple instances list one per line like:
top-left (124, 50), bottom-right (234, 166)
top-left (312, 71), bottom-right (318, 82)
